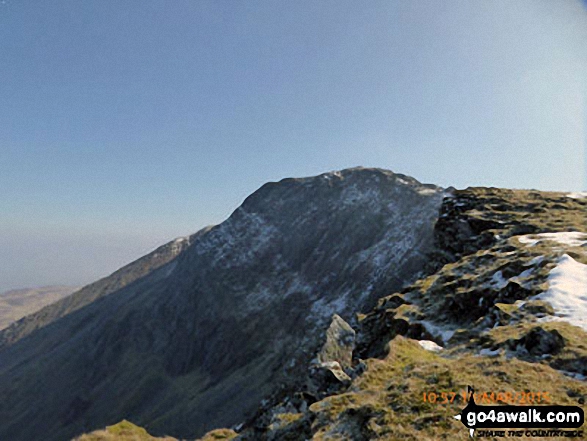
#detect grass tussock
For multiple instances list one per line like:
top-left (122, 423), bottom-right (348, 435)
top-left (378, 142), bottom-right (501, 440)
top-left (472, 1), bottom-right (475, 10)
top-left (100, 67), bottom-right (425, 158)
top-left (72, 420), bottom-right (177, 441)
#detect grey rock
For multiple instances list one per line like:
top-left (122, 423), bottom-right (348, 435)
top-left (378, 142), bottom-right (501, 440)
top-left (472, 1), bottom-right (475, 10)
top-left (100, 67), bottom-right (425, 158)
top-left (516, 327), bottom-right (566, 356)
top-left (307, 361), bottom-right (352, 397)
top-left (316, 314), bottom-right (355, 370)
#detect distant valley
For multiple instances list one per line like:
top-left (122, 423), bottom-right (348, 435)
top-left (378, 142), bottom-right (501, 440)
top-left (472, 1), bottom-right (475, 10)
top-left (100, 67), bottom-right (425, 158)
top-left (0, 285), bottom-right (79, 330)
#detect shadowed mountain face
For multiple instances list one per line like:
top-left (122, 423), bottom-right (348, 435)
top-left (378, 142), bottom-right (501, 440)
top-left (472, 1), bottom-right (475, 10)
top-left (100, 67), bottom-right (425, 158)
top-left (0, 234), bottom-right (198, 350)
top-left (0, 168), bottom-right (445, 441)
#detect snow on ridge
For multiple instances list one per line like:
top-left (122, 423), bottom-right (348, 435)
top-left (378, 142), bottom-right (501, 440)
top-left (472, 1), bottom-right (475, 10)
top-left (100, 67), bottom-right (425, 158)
top-left (340, 183), bottom-right (383, 208)
top-left (566, 192), bottom-right (587, 200)
top-left (531, 254), bottom-right (587, 332)
top-left (196, 209), bottom-right (278, 265)
top-left (509, 268), bottom-right (535, 288)
top-left (417, 187), bottom-right (441, 196)
top-left (479, 348), bottom-right (501, 357)
top-left (169, 236), bottom-right (190, 255)
top-left (525, 255), bottom-right (545, 266)
top-left (489, 264), bottom-right (537, 291)
top-left (418, 340), bottom-right (443, 352)
top-left (310, 290), bottom-right (352, 321)
top-left (518, 232), bottom-right (587, 247)
top-left (418, 320), bottom-right (456, 344)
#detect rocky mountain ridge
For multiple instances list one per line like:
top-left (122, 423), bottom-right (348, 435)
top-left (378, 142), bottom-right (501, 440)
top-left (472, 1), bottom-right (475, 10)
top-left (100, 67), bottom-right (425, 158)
top-left (0, 167), bottom-right (446, 441)
top-left (76, 184), bottom-right (587, 441)
top-left (214, 187), bottom-right (587, 440)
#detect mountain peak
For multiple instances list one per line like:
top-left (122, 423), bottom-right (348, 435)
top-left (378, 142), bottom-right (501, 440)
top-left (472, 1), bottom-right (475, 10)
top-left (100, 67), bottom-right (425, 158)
top-left (239, 167), bottom-right (442, 215)
top-left (0, 168), bottom-right (446, 440)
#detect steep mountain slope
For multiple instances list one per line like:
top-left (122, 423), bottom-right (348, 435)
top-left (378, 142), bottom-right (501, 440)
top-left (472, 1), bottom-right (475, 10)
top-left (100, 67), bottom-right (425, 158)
top-left (0, 234), bottom-right (198, 349)
top-left (0, 168), bottom-right (445, 441)
top-left (223, 187), bottom-right (586, 440)
top-left (0, 285), bottom-right (79, 330)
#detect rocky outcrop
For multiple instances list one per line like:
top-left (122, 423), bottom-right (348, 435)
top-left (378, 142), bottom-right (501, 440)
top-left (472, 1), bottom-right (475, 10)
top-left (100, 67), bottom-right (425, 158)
top-left (429, 187), bottom-right (586, 270)
top-left (306, 315), bottom-right (356, 398)
top-left (316, 314), bottom-right (355, 369)
top-left (514, 327), bottom-right (566, 356)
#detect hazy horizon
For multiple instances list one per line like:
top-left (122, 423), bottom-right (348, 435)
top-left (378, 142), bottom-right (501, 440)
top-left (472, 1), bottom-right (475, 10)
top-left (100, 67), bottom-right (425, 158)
top-left (1, 0), bottom-right (586, 292)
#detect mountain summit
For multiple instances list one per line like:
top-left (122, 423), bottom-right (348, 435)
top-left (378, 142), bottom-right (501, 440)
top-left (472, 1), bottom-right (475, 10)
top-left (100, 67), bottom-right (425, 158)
top-left (0, 168), bottom-right (445, 440)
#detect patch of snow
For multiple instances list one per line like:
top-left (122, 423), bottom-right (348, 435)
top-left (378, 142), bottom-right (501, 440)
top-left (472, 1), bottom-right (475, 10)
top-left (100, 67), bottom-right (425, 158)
top-left (479, 348), bottom-right (501, 357)
top-left (417, 187), bottom-right (439, 196)
top-left (566, 192), bottom-right (587, 200)
top-left (530, 254), bottom-right (587, 332)
top-left (284, 277), bottom-right (312, 298)
top-left (510, 268), bottom-right (535, 287)
top-left (559, 370), bottom-right (587, 381)
top-left (247, 286), bottom-right (274, 309)
top-left (418, 340), bottom-right (443, 352)
top-left (197, 209), bottom-right (279, 266)
top-left (240, 271), bottom-right (315, 316)
top-left (518, 232), bottom-right (587, 247)
top-left (327, 171), bottom-right (343, 179)
top-left (396, 177), bottom-right (410, 186)
top-left (169, 236), bottom-right (190, 255)
top-left (352, 210), bottom-right (424, 282)
top-left (310, 290), bottom-right (352, 321)
top-left (340, 183), bottom-right (382, 209)
top-left (490, 259), bottom-right (543, 290)
top-left (525, 255), bottom-right (545, 266)
top-left (403, 291), bottom-right (418, 303)
top-left (490, 271), bottom-right (508, 289)
top-left (515, 299), bottom-right (527, 308)
top-left (419, 320), bottom-right (456, 344)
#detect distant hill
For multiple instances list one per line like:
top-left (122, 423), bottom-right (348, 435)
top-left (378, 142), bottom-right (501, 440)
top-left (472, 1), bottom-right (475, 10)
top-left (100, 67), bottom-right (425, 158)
top-left (0, 233), bottom-right (199, 350)
top-left (0, 285), bottom-right (79, 330)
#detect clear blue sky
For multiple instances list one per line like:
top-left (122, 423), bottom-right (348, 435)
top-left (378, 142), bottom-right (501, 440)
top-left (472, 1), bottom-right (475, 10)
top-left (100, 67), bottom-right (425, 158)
top-left (1, 0), bottom-right (586, 291)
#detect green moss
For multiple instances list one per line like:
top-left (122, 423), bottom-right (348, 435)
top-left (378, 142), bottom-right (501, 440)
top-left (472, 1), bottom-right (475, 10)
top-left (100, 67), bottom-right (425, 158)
top-left (73, 419), bottom-right (177, 440)
top-left (306, 336), bottom-right (587, 440)
top-left (197, 428), bottom-right (238, 440)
